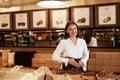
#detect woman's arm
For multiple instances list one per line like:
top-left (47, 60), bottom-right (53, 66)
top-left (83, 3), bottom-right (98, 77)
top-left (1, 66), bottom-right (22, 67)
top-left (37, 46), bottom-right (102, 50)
top-left (80, 40), bottom-right (89, 71)
top-left (52, 40), bottom-right (69, 66)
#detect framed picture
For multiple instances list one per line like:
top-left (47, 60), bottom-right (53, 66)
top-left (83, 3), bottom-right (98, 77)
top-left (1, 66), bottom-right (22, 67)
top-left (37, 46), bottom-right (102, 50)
top-left (50, 8), bottom-right (69, 29)
top-left (31, 9), bottom-right (48, 29)
top-left (13, 11), bottom-right (30, 30)
top-left (71, 5), bottom-right (93, 28)
top-left (95, 3), bottom-right (119, 27)
top-left (0, 12), bottom-right (12, 31)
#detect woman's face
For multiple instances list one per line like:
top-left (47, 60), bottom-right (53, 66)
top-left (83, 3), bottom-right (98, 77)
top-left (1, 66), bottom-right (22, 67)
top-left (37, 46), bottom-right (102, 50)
top-left (66, 24), bottom-right (78, 37)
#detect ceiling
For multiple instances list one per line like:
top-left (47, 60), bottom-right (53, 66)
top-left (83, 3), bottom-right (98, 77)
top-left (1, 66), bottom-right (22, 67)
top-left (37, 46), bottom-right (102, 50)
top-left (1, 0), bottom-right (120, 8)
top-left (0, 0), bottom-right (72, 8)
top-left (0, 0), bottom-right (42, 8)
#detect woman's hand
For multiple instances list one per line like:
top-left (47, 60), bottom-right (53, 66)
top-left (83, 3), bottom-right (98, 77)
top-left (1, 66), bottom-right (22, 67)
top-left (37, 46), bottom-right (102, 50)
top-left (76, 60), bottom-right (83, 68)
top-left (68, 58), bottom-right (83, 68)
top-left (68, 58), bottom-right (78, 67)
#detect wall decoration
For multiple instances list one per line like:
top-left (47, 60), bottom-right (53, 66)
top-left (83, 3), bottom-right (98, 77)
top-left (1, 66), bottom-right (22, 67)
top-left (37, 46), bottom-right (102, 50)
top-left (50, 8), bottom-right (69, 29)
top-left (0, 13), bottom-right (12, 30)
top-left (71, 5), bottom-right (93, 28)
top-left (31, 9), bottom-right (48, 29)
top-left (13, 11), bottom-right (30, 30)
top-left (95, 3), bottom-right (118, 27)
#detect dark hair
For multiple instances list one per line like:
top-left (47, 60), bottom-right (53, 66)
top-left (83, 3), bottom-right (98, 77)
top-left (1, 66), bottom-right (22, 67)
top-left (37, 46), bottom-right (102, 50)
top-left (84, 29), bottom-right (93, 44)
top-left (64, 21), bottom-right (79, 39)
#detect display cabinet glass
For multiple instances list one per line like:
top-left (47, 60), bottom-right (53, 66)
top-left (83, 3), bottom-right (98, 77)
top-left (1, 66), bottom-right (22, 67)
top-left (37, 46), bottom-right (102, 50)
top-left (0, 28), bottom-right (119, 47)
top-left (93, 29), bottom-right (115, 47)
top-left (115, 29), bottom-right (120, 47)
top-left (0, 30), bottom-right (64, 47)
top-left (78, 28), bottom-right (115, 47)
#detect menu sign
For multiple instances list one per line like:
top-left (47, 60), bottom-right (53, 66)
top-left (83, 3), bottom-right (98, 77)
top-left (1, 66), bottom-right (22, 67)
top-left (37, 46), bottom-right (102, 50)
top-left (74, 8), bottom-right (89, 25)
top-left (95, 3), bottom-right (118, 27)
top-left (31, 9), bottom-right (48, 29)
top-left (50, 8), bottom-right (69, 29)
top-left (15, 13), bottom-right (28, 29)
top-left (98, 5), bottom-right (116, 25)
top-left (13, 11), bottom-right (30, 30)
top-left (0, 13), bottom-right (12, 30)
top-left (71, 6), bottom-right (93, 28)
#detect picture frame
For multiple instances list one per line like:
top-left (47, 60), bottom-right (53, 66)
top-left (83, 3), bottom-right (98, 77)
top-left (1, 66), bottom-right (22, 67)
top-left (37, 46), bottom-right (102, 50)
top-left (71, 5), bottom-right (93, 28)
top-left (31, 9), bottom-right (48, 29)
top-left (95, 3), bottom-right (119, 27)
top-left (13, 11), bottom-right (30, 30)
top-left (0, 12), bottom-right (12, 31)
top-left (50, 8), bottom-right (69, 29)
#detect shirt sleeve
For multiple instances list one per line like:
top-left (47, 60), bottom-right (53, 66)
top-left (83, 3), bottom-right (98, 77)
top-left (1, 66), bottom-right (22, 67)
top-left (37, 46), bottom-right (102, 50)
top-left (81, 40), bottom-right (89, 71)
top-left (52, 40), bottom-right (69, 65)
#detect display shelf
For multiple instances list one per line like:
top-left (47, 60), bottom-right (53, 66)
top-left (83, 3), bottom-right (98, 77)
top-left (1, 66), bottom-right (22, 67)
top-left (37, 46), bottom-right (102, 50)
top-left (0, 28), bottom-right (119, 47)
top-left (0, 30), bottom-right (64, 47)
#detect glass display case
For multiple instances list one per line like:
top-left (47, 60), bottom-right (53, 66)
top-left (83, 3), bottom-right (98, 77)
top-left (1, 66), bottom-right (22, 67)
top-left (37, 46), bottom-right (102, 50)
top-left (93, 29), bottom-right (115, 47)
top-left (78, 28), bottom-right (116, 47)
top-left (115, 29), bottom-right (120, 47)
top-left (0, 28), bottom-right (120, 47)
top-left (0, 30), bottom-right (65, 47)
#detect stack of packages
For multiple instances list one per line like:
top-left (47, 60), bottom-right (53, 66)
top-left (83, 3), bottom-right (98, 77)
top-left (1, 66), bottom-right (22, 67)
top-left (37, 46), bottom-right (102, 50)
top-left (0, 49), bottom-right (15, 67)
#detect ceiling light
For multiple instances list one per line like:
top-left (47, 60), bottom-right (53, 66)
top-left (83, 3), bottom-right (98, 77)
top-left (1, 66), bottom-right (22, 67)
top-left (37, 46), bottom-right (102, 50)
top-left (37, 0), bottom-right (67, 8)
top-left (0, 0), bottom-right (8, 2)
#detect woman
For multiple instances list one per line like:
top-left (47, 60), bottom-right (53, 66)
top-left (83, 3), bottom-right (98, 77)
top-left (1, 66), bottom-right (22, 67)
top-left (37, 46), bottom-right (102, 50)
top-left (52, 21), bottom-right (89, 71)
top-left (84, 29), bottom-right (97, 47)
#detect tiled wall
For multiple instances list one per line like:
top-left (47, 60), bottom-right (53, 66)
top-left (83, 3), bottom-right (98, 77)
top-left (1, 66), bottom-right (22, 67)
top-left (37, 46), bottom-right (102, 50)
top-left (88, 52), bottom-right (120, 72)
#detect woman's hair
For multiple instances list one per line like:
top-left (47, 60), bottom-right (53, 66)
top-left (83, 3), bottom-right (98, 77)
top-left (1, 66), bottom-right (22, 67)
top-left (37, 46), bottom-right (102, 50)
top-left (84, 29), bottom-right (93, 45)
top-left (64, 21), bottom-right (79, 39)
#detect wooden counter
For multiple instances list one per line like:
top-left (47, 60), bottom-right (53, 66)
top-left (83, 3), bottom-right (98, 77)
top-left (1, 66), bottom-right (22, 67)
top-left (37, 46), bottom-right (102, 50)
top-left (0, 47), bottom-right (120, 72)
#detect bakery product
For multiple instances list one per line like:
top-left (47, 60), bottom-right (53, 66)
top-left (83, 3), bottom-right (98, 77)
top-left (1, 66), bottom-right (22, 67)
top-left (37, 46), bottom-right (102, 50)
top-left (38, 74), bottom-right (53, 80)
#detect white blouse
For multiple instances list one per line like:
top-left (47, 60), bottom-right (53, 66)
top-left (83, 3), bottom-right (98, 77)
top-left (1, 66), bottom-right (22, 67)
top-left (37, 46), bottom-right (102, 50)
top-left (52, 38), bottom-right (89, 71)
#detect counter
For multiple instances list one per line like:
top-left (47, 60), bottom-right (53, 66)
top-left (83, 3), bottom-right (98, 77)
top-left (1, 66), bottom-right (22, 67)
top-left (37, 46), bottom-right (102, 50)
top-left (0, 47), bottom-right (120, 73)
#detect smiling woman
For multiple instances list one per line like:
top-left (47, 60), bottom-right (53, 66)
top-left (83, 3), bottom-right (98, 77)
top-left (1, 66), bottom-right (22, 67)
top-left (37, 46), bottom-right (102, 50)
top-left (52, 21), bottom-right (89, 72)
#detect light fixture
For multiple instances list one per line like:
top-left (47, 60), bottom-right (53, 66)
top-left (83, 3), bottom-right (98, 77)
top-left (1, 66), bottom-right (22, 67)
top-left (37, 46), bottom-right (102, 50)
top-left (0, 0), bottom-right (8, 2)
top-left (37, 0), bottom-right (68, 8)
